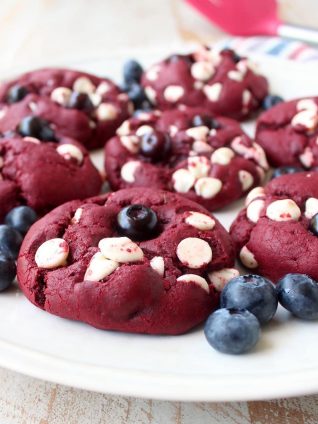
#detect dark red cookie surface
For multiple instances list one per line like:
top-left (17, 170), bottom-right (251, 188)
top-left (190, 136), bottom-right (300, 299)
top-left (17, 188), bottom-right (235, 335)
top-left (0, 68), bottom-right (132, 149)
top-left (230, 172), bottom-right (318, 282)
top-left (141, 47), bottom-right (268, 120)
top-left (104, 107), bottom-right (269, 211)
top-left (256, 97), bottom-right (318, 168)
top-left (0, 136), bottom-right (102, 221)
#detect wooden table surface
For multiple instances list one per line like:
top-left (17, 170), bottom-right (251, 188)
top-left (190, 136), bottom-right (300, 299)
top-left (1, 1), bottom-right (318, 423)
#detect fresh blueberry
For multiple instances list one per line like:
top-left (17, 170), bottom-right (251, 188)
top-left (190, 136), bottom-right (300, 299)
top-left (126, 83), bottom-right (147, 108)
top-left (204, 308), bottom-right (260, 354)
top-left (0, 225), bottom-right (23, 260)
top-left (192, 115), bottom-right (221, 130)
top-left (123, 60), bottom-right (143, 84)
top-left (277, 273), bottom-right (318, 320)
top-left (68, 92), bottom-right (94, 112)
top-left (168, 54), bottom-right (193, 65)
top-left (262, 95), bottom-right (284, 110)
top-left (117, 204), bottom-right (158, 240)
top-left (271, 166), bottom-right (303, 180)
top-left (221, 48), bottom-right (242, 63)
top-left (220, 274), bottom-right (278, 324)
top-left (5, 206), bottom-right (37, 235)
top-left (0, 255), bottom-right (16, 292)
top-left (310, 213), bottom-right (318, 236)
top-left (140, 130), bottom-right (171, 161)
top-left (18, 116), bottom-right (56, 141)
top-left (7, 85), bottom-right (29, 103)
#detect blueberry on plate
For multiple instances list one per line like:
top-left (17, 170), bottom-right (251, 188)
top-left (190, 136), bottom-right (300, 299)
top-left (220, 274), bottom-right (278, 324)
top-left (262, 95), bottom-right (284, 110)
top-left (271, 166), bottom-right (303, 180)
top-left (204, 308), bottom-right (260, 354)
top-left (5, 206), bottom-right (37, 235)
top-left (18, 116), bottom-right (56, 141)
top-left (277, 273), bottom-right (318, 320)
top-left (117, 204), bottom-right (158, 240)
top-left (0, 225), bottom-right (23, 260)
top-left (123, 60), bottom-right (143, 85)
top-left (7, 85), bottom-right (29, 104)
top-left (0, 255), bottom-right (16, 292)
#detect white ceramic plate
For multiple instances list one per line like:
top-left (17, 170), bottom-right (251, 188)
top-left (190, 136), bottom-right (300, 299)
top-left (1, 51), bottom-right (318, 402)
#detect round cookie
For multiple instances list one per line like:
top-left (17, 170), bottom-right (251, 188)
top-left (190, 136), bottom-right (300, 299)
top-left (17, 188), bottom-right (235, 335)
top-left (0, 136), bottom-right (102, 221)
top-left (0, 68), bottom-right (132, 149)
top-left (256, 97), bottom-right (318, 168)
top-left (230, 172), bottom-right (318, 282)
top-left (141, 46), bottom-right (268, 120)
top-left (104, 107), bottom-right (268, 211)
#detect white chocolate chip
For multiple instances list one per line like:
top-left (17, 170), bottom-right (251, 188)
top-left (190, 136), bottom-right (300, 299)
top-left (292, 109), bottom-right (318, 131)
top-left (231, 137), bottom-right (269, 170)
top-left (211, 147), bottom-right (235, 165)
top-left (228, 70), bottom-right (244, 82)
top-left (28, 102), bottom-right (38, 112)
top-left (186, 126), bottom-right (209, 140)
top-left (96, 103), bottom-right (118, 121)
top-left (135, 125), bottom-right (154, 137)
top-left (246, 199), bottom-right (265, 223)
top-left (23, 136), bottom-right (40, 144)
top-left (236, 60), bottom-right (249, 75)
top-left (89, 120), bottom-right (96, 129)
top-left (163, 85), bottom-right (184, 103)
top-left (176, 238), bottom-right (212, 269)
top-left (89, 92), bottom-right (102, 107)
top-left (144, 86), bottom-right (157, 104)
top-left (266, 199), bottom-right (301, 222)
top-left (0, 108), bottom-right (7, 120)
top-left (50, 87), bottom-right (72, 106)
top-left (203, 83), bottom-right (222, 102)
top-left (185, 211), bottom-right (215, 231)
top-left (208, 268), bottom-right (240, 292)
top-left (99, 237), bottom-right (143, 263)
top-left (116, 120), bottom-right (131, 136)
top-left (35, 238), bottom-right (69, 269)
top-left (187, 156), bottom-right (211, 179)
top-left (146, 65), bottom-right (161, 81)
top-left (96, 81), bottom-right (111, 96)
top-left (117, 93), bottom-right (129, 102)
top-left (240, 246), bottom-right (258, 269)
top-left (177, 274), bottom-right (210, 293)
top-left (192, 140), bottom-right (213, 154)
top-left (194, 177), bottom-right (222, 199)
top-left (84, 252), bottom-right (119, 281)
top-left (0, 157), bottom-right (3, 169)
top-left (57, 144), bottom-right (84, 165)
top-left (120, 135), bottom-right (140, 153)
top-left (242, 89), bottom-right (252, 106)
top-left (305, 197), bottom-right (318, 219)
top-left (194, 81), bottom-right (204, 90)
top-left (190, 61), bottom-right (214, 81)
top-left (172, 169), bottom-right (195, 193)
top-left (73, 77), bottom-right (95, 94)
top-left (297, 98), bottom-right (318, 113)
top-left (299, 147), bottom-right (314, 168)
top-left (120, 161), bottom-right (141, 183)
top-left (71, 207), bottom-right (83, 224)
top-left (169, 125), bottom-right (178, 136)
top-left (150, 256), bottom-right (165, 276)
top-left (238, 170), bottom-right (254, 191)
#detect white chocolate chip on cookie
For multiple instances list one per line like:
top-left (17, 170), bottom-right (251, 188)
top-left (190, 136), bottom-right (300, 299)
top-left (211, 147), bottom-right (235, 165)
top-left (195, 177), bottom-right (222, 199)
top-left (35, 238), bottom-right (69, 269)
top-left (239, 246), bottom-right (258, 269)
top-left (57, 144), bottom-right (84, 165)
top-left (185, 211), bottom-right (215, 231)
top-left (50, 87), bottom-right (72, 106)
top-left (208, 268), bottom-right (240, 292)
top-left (246, 199), bottom-right (265, 223)
top-left (163, 85), bottom-right (184, 103)
top-left (73, 77), bottom-right (96, 94)
top-left (120, 135), bottom-right (140, 153)
top-left (120, 161), bottom-right (141, 183)
top-left (305, 197), bottom-right (318, 219)
top-left (191, 61), bottom-right (214, 81)
top-left (238, 170), bottom-right (254, 191)
top-left (203, 83), bottom-right (222, 102)
top-left (150, 256), bottom-right (165, 276)
top-left (99, 237), bottom-right (143, 263)
top-left (84, 252), bottom-right (119, 281)
top-left (177, 274), bottom-right (210, 293)
top-left (176, 237), bottom-right (212, 269)
top-left (188, 156), bottom-right (211, 179)
top-left (172, 169), bottom-right (195, 193)
top-left (96, 103), bottom-right (118, 121)
top-left (266, 199), bottom-right (301, 222)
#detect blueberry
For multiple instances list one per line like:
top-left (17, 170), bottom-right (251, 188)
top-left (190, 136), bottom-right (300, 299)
top-left (7, 85), bottom-right (29, 103)
top-left (168, 54), bottom-right (193, 65)
top-left (0, 225), bottom-right (23, 260)
top-left (5, 206), bottom-right (37, 235)
top-left (117, 204), bottom-right (158, 240)
top-left (18, 116), bottom-right (56, 141)
top-left (262, 95), bottom-right (284, 110)
top-left (221, 48), bottom-right (242, 63)
top-left (140, 130), bottom-right (171, 161)
top-left (277, 273), bottom-right (318, 320)
top-left (192, 115), bottom-right (221, 130)
top-left (220, 274), bottom-right (278, 324)
top-left (310, 213), bottom-right (318, 236)
top-left (204, 308), bottom-right (260, 354)
top-left (68, 92), bottom-right (94, 112)
top-left (0, 255), bottom-right (16, 292)
top-left (126, 83), bottom-right (147, 108)
top-left (271, 166), bottom-right (303, 180)
top-left (123, 60), bottom-right (143, 84)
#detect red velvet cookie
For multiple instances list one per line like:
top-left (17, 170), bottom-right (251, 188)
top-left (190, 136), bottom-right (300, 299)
top-left (17, 188), bottom-right (235, 335)
top-left (0, 136), bottom-right (102, 221)
top-left (141, 47), bottom-right (268, 120)
top-left (230, 172), bottom-right (318, 282)
top-left (104, 107), bottom-right (268, 211)
top-left (256, 97), bottom-right (318, 168)
top-left (0, 68), bottom-right (132, 149)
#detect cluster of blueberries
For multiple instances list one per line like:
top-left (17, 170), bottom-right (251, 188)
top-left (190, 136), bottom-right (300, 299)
top-left (123, 60), bottom-right (152, 112)
top-left (204, 273), bottom-right (318, 354)
top-left (0, 206), bottom-right (37, 291)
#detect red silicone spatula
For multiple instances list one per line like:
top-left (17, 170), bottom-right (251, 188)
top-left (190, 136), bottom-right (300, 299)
top-left (186, 0), bottom-right (318, 44)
